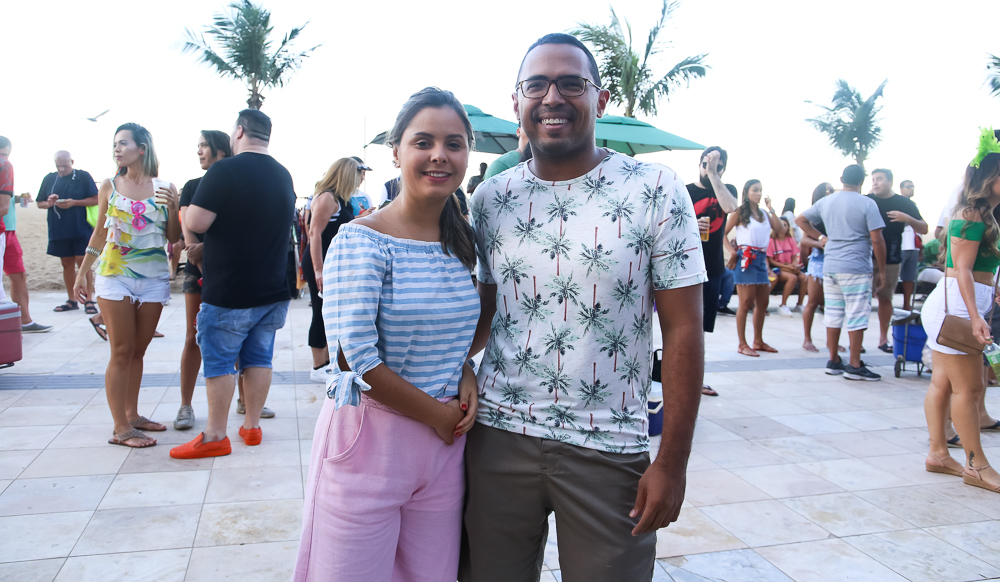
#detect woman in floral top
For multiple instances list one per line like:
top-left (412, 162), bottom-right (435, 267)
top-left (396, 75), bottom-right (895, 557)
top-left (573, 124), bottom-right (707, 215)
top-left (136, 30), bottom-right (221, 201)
top-left (74, 123), bottom-right (180, 448)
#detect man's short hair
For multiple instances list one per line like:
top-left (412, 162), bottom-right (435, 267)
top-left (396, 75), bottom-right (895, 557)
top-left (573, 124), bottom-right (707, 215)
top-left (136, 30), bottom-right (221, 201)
top-left (517, 33), bottom-right (601, 86)
top-left (841, 164), bottom-right (867, 186)
top-left (872, 168), bottom-right (893, 183)
top-left (236, 109), bottom-right (272, 142)
top-left (899, 179), bottom-right (913, 188)
top-left (700, 146), bottom-right (728, 169)
top-left (0, 136), bottom-right (10, 150)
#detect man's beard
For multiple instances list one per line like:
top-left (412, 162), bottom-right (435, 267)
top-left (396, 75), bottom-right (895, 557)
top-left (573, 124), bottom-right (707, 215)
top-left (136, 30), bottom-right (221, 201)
top-left (699, 174), bottom-right (712, 189)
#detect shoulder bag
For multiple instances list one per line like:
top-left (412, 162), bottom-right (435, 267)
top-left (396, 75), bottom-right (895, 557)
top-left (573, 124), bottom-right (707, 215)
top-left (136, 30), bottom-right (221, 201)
top-left (936, 269), bottom-right (1000, 355)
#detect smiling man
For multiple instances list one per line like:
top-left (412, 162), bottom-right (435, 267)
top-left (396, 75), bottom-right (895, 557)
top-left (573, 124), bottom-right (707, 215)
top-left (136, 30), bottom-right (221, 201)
top-left (461, 33), bottom-right (706, 582)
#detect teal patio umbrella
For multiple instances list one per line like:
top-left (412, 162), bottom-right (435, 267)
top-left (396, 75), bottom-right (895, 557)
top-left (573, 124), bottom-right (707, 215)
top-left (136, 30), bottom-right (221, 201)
top-left (595, 114), bottom-right (703, 155)
top-left (368, 104), bottom-right (519, 154)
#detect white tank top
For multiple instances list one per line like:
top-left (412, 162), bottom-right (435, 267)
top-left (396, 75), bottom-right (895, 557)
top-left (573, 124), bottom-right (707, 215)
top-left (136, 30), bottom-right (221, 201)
top-left (735, 213), bottom-right (772, 249)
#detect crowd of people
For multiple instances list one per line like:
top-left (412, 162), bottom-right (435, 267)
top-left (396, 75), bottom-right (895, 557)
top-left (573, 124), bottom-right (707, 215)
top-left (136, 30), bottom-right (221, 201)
top-left (3, 29), bottom-right (1000, 582)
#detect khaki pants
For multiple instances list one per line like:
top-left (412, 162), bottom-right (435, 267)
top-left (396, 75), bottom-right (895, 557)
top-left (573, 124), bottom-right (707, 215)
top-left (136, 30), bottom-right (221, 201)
top-left (459, 424), bottom-right (656, 582)
top-left (875, 262), bottom-right (901, 301)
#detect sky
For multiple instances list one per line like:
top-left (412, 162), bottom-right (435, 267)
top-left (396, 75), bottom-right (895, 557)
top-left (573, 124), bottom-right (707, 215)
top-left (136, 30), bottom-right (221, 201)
top-left (4, 0), bottom-right (1000, 226)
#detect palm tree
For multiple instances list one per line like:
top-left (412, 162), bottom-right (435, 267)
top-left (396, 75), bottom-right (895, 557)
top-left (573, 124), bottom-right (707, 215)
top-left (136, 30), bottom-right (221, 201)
top-left (599, 325), bottom-right (629, 371)
top-left (987, 54), bottom-right (1000, 98)
top-left (500, 254), bottom-right (527, 298)
top-left (572, 0), bottom-right (708, 118)
top-left (601, 195), bottom-right (635, 238)
top-left (541, 232), bottom-right (572, 276)
top-left (499, 381), bottom-right (530, 411)
top-left (577, 284), bottom-right (611, 336)
top-left (513, 202), bottom-right (542, 246)
top-left (611, 271), bottom-right (639, 313)
top-left (807, 79), bottom-right (887, 171)
top-left (520, 277), bottom-right (553, 326)
top-left (625, 226), bottom-right (653, 270)
top-left (543, 403), bottom-right (579, 430)
top-left (181, 1), bottom-right (320, 110)
top-left (547, 274), bottom-right (582, 321)
top-left (542, 323), bottom-right (579, 368)
top-left (539, 363), bottom-right (571, 403)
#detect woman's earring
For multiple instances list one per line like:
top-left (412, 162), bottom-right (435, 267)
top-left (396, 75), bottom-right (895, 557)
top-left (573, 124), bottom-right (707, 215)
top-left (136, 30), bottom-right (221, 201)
top-left (392, 160), bottom-right (400, 168)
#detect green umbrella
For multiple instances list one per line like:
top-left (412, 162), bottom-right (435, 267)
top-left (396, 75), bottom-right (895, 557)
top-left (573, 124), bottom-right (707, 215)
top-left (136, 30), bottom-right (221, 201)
top-left (595, 114), bottom-right (704, 155)
top-left (368, 104), bottom-right (519, 154)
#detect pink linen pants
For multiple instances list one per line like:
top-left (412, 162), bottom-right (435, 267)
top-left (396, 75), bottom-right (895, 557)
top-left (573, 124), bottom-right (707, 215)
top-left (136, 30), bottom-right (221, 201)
top-left (293, 394), bottom-right (465, 582)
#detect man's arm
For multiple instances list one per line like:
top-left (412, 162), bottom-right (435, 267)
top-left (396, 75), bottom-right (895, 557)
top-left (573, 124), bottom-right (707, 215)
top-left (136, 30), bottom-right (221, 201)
top-left (702, 151), bottom-right (737, 213)
top-left (796, 215), bottom-right (822, 240)
top-left (871, 229), bottom-right (887, 294)
top-left (632, 283), bottom-right (703, 535)
top-left (887, 210), bottom-right (928, 235)
top-left (184, 204), bottom-right (217, 234)
top-left (470, 282), bottom-right (497, 357)
top-left (0, 193), bottom-right (9, 217)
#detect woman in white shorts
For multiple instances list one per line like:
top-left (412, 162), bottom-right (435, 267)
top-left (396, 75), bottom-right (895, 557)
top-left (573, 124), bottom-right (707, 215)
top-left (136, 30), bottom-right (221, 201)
top-left (74, 123), bottom-right (180, 448)
top-left (923, 141), bottom-right (1000, 493)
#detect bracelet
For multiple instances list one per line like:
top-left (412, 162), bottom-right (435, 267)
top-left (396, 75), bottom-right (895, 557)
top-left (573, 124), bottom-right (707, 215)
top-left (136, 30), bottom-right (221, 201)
top-left (85, 246), bottom-right (101, 257)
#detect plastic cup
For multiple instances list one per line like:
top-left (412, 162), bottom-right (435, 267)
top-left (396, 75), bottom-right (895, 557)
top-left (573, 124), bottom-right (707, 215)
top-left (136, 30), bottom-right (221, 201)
top-left (986, 343), bottom-right (1000, 379)
top-left (698, 217), bottom-right (710, 241)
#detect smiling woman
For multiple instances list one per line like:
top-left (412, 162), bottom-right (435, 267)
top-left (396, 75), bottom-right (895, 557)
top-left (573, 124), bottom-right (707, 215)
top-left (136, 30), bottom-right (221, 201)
top-left (293, 87), bottom-right (482, 582)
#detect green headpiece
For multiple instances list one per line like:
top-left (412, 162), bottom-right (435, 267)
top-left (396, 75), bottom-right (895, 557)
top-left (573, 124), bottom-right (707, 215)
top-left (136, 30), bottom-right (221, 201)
top-left (972, 127), bottom-right (1000, 168)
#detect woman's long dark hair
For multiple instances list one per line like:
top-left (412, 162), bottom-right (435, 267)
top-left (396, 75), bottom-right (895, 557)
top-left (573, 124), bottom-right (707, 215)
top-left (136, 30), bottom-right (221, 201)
top-left (735, 179), bottom-right (762, 227)
top-left (386, 87), bottom-right (477, 271)
top-left (781, 198), bottom-right (795, 215)
top-left (811, 182), bottom-right (833, 205)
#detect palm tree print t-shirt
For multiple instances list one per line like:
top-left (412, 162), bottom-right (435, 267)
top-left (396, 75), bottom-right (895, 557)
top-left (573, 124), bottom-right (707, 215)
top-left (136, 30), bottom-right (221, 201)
top-left (473, 150), bottom-right (707, 453)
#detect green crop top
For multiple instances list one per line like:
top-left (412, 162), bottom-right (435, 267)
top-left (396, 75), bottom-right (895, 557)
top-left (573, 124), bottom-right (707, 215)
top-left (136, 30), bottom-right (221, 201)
top-left (946, 219), bottom-right (1000, 272)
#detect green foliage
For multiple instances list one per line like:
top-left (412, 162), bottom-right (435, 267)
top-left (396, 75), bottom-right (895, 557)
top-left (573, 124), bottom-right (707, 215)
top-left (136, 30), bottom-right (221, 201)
top-left (181, 1), bottom-right (320, 109)
top-left (987, 54), bottom-right (1000, 99)
top-left (572, 0), bottom-right (707, 118)
top-left (806, 79), bottom-right (887, 170)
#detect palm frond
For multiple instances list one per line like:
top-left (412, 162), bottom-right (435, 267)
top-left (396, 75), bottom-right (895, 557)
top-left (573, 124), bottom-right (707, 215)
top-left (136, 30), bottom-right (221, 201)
top-left (987, 54), bottom-right (1000, 97)
top-left (807, 79), bottom-right (886, 165)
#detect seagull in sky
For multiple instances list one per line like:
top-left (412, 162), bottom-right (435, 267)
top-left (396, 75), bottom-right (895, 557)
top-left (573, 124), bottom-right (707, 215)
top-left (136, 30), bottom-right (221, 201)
top-left (87, 109), bottom-right (109, 122)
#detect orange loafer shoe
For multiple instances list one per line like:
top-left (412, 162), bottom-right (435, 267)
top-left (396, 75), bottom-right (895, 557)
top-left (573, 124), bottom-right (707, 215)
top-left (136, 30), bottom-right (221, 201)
top-left (170, 433), bottom-right (232, 459)
top-left (239, 426), bottom-right (262, 446)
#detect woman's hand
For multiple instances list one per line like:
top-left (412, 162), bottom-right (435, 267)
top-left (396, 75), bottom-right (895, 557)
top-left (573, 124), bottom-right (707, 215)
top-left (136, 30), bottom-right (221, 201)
top-left (314, 270), bottom-right (323, 294)
top-left (433, 399), bottom-right (465, 445)
top-left (975, 315), bottom-right (992, 346)
top-left (73, 274), bottom-right (89, 304)
top-left (727, 253), bottom-right (737, 271)
top-left (764, 196), bottom-right (774, 213)
top-left (455, 365), bottom-right (479, 436)
top-left (156, 184), bottom-right (179, 211)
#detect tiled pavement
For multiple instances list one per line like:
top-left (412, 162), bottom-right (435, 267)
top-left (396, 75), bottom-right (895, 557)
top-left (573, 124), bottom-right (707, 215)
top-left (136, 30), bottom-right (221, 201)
top-left (2, 292), bottom-right (1000, 581)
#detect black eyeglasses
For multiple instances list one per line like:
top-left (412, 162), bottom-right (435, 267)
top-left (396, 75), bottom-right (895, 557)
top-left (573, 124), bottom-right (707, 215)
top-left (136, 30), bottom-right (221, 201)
top-left (701, 162), bottom-right (724, 172)
top-left (517, 76), bottom-right (601, 99)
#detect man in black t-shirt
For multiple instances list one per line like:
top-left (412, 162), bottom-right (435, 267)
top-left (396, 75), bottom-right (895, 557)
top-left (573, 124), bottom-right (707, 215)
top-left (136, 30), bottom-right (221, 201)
top-left (171, 110), bottom-right (296, 460)
top-left (686, 146), bottom-right (738, 396)
top-left (867, 168), bottom-right (927, 352)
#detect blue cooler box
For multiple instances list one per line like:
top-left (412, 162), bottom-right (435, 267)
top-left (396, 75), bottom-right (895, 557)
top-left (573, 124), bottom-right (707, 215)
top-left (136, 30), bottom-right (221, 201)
top-left (892, 321), bottom-right (927, 363)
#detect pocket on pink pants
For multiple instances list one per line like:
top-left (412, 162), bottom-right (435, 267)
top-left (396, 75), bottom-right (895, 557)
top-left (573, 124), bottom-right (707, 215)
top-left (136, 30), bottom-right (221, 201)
top-left (321, 403), bottom-right (366, 464)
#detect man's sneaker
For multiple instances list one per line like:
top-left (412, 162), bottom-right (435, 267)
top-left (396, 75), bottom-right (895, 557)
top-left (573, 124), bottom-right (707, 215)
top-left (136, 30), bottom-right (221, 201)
top-left (843, 364), bottom-right (881, 381)
top-left (236, 398), bottom-right (275, 418)
top-left (717, 306), bottom-right (737, 316)
top-left (791, 305), bottom-right (803, 314)
top-left (21, 322), bottom-right (52, 333)
top-left (310, 366), bottom-right (334, 384)
top-left (777, 305), bottom-right (794, 317)
top-left (174, 405), bottom-right (195, 430)
top-left (826, 358), bottom-right (845, 375)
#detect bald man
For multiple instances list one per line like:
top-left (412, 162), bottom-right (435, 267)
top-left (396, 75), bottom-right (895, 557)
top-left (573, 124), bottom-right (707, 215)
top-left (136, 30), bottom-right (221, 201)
top-left (37, 151), bottom-right (98, 313)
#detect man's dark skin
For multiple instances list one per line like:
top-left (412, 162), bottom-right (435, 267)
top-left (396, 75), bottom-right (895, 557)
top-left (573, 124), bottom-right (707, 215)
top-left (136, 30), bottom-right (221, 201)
top-left (470, 42), bottom-right (704, 536)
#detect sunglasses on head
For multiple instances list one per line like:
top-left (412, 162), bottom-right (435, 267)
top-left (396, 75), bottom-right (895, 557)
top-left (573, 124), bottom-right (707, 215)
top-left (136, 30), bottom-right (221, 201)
top-left (701, 162), bottom-right (724, 172)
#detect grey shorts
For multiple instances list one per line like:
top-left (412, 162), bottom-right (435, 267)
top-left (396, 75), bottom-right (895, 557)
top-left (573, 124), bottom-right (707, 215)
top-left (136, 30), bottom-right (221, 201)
top-left (899, 250), bottom-right (919, 283)
top-left (876, 262), bottom-right (901, 301)
top-left (459, 424), bottom-right (656, 582)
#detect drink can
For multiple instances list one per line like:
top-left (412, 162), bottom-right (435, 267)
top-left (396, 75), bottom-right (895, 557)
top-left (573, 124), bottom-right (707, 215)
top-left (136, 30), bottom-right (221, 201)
top-left (19, 195), bottom-right (28, 208)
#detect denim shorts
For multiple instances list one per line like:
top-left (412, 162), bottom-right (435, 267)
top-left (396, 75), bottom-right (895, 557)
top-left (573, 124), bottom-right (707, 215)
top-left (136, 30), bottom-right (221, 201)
top-left (196, 301), bottom-right (289, 378)
top-left (806, 249), bottom-right (825, 281)
top-left (734, 249), bottom-right (769, 285)
top-left (95, 274), bottom-right (170, 305)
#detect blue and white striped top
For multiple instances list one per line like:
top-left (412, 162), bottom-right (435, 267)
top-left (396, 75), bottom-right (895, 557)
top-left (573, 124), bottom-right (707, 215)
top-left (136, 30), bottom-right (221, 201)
top-left (321, 224), bottom-right (480, 408)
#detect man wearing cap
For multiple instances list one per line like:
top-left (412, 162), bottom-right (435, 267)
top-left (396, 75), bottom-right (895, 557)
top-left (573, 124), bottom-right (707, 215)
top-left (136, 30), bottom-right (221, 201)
top-left (349, 156), bottom-right (374, 217)
top-left (797, 165), bottom-right (886, 381)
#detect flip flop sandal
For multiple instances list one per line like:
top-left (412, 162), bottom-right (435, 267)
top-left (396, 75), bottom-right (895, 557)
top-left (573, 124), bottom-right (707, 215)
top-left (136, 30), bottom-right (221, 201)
top-left (701, 385), bottom-right (719, 397)
top-left (84, 301), bottom-right (98, 315)
top-left (54, 301), bottom-right (79, 312)
top-left (947, 435), bottom-right (963, 448)
top-left (982, 421), bottom-right (1000, 432)
top-left (130, 416), bottom-right (167, 432)
top-left (153, 331), bottom-right (165, 338)
top-left (109, 428), bottom-right (155, 448)
top-left (738, 346), bottom-right (760, 357)
top-left (89, 317), bottom-right (108, 341)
